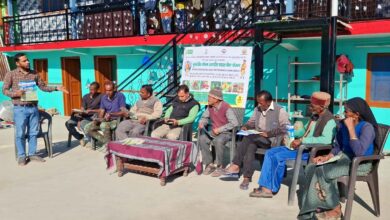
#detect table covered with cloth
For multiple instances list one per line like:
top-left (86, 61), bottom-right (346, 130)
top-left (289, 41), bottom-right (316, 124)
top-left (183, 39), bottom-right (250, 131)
top-left (105, 137), bottom-right (200, 177)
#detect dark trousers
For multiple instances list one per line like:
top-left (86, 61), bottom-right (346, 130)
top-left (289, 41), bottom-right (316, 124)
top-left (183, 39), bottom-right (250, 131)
top-left (65, 116), bottom-right (84, 140)
top-left (232, 134), bottom-right (271, 178)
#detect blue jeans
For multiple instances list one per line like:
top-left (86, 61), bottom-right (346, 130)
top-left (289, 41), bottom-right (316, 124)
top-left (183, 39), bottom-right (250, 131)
top-left (14, 106), bottom-right (39, 158)
top-left (258, 146), bottom-right (309, 193)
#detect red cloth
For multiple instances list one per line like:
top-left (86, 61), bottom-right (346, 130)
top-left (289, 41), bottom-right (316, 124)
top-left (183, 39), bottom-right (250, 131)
top-left (337, 55), bottom-right (354, 74)
top-left (105, 137), bottom-right (200, 177)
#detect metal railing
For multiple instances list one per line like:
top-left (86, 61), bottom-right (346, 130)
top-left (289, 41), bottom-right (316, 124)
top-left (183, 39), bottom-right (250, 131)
top-left (2, 0), bottom-right (389, 46)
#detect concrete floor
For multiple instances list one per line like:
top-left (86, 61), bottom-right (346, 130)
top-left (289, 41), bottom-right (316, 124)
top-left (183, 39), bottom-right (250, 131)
top-left (0, 116), bottom-right (389, 220)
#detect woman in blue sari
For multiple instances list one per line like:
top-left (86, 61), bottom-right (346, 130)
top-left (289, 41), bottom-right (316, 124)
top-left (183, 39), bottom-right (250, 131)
top-left (298, 97), bottom-right (378, 220)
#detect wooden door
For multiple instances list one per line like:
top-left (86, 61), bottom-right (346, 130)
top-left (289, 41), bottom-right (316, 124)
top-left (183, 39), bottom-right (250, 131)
top-left (62, 57), bottom-right (82, 116)
top-left (94, 56), bottom-right (116, 92)
top-left (34, 59), bottom-right (48, 83)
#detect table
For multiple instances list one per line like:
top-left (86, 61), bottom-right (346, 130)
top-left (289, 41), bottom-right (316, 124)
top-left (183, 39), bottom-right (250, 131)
top-left (105, 137), bottom-right (200, 186)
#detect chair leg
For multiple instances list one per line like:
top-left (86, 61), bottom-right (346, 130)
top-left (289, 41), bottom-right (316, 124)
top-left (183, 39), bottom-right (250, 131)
top-left (67, 132), bottom-right (72, 148)
top-left (288, 160), bottom-right (303, 206)
top-left (367, 173), bottom-right (381, 217)
top-left (344, 180), bottom-right (357, 220)
top-left (91, 138), bottom-right (97, 150)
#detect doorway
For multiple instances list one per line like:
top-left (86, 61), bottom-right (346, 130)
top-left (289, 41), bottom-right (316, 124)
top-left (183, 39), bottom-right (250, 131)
top-left (94, 56), bottom-right (117, 92)
top-left (61, 57), bottom-right (81, 116)
top-left (34, 59), bottom-right (48, 83)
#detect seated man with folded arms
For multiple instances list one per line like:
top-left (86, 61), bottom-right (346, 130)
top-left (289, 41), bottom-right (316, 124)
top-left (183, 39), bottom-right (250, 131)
top-left (223, 90), bottom-right (290, 190)
top-left (85, 81), bottom-right (127, 149)
top-left (249, 91), bottom-right (336, 198)
top-left (65, 81), bottom-right (102, 146)
top-left (115, 84), bottom-right (162, 140)
top-left (151, 84), bottom-right (199, 140)
top-left (199, 88), bottom-right (239, 177)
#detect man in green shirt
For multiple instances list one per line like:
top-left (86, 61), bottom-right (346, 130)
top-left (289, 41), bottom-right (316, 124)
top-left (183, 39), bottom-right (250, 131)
top-left (248, 91), bottom-right (337, 198)
top-left (151, 84), bottom-right (199, 140)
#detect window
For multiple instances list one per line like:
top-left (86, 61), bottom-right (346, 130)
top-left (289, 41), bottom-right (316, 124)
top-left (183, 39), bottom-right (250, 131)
top-left (34, 59), bottom-right (48, 84)
top-left (366, 53), bottom-right (390, 108)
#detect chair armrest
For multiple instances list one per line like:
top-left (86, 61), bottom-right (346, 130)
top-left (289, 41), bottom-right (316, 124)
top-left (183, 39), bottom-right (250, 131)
top-left (152, 119), bottom-right (165, 130)
top-left (351, 154), bottom-right (384, 169)
top-left (305, 144), bottom-right (333, 160)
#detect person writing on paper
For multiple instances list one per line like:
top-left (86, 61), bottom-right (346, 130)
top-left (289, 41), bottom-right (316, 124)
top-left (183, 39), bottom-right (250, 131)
top-left (198, 88), bottom-right (239, 177)
top-left (223, 90), bottom-right (290, 190)
top-left (115, 84), bottom-right (162, 139)
top-left (249, 91), bottom-right (336, 198)
top-left (2, 53), bottom-right (69, 165)
top-left (151, 84), bottom-right (199, 140)
top-left (65, 81), bottom-right (102, 147)
top-left (298, 97), bottom-right (378, 220)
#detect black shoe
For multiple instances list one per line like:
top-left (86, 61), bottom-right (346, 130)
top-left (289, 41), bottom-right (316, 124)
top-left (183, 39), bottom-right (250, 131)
top-left (28, 155), bottom-right (46, 163)
top-left (17, 157), bottom-right (27, 166)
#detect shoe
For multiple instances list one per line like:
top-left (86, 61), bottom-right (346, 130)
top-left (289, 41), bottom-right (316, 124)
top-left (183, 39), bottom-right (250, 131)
top-left (79, 139), bottom-right (86, 147)
top-left (17, 157), bottom-right (27, 166)
top-left (249, 188), bottom-right (273, 198)
top-left (28, 155), bottom-right (46, 163)
top-left (203, 165), bottom-right (216, 175)
top-left (239, 178), bottom-right (251, 190)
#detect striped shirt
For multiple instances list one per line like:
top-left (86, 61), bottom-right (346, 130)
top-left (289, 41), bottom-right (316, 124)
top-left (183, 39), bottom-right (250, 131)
top-left (2, 68), bottom-right (56, 105)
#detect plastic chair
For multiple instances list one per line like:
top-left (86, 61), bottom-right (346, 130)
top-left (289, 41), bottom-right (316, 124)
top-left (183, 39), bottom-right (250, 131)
top-left (287, 143), bottom-right (333, 205)
top-left (196, 107), bottom-right (245, 163)
top-left (338, 123), bottom-right (389, 220)
top-left (14, 110), bottom-right (53, 159)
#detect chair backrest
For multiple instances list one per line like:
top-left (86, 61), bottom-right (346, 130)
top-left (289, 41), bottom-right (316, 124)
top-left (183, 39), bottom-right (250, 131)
top-left (375, 123), bottom-right (390, 155)
top-left (38, 111), bottom-right (52, 134)
top-left (231, 107), bottom-right (245, 126)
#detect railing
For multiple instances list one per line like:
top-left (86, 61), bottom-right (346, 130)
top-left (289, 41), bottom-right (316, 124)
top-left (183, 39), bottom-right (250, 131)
top-left (117, 0), bottom-right (256, 107)
top-left (2, 0), bottom-right (389, 46)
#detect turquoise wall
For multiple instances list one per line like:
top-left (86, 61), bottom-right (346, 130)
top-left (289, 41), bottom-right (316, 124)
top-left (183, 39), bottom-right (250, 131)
top-left (3, 37), bottom-right (389, 149)
top-left (0, 81), bottom-right (11, 102)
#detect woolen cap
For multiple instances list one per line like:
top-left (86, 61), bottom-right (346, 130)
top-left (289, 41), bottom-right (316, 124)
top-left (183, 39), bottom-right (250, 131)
top-left (209, 88), bottom-right (223, 100)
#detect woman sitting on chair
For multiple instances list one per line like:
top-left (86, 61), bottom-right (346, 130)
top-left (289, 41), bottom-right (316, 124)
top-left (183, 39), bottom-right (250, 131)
top-left (298, 97), bottom-right (378, 220)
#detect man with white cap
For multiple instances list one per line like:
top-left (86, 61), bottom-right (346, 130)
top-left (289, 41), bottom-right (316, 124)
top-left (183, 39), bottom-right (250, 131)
top-left (249, 91), bottom-right (337, 198)
top-left (198, 88), bottom-right (239, 177)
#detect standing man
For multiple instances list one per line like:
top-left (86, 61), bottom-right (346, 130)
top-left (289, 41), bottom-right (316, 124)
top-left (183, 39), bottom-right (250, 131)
top-left (115, 84), bottom-right (162, 140)
top-left (198, 88), bottom-right (239, 177)
top-left (85, 81), bottom-right (127, 149)
top-left (2, 53), bottom-right (68, 166)
top-left (65, 81), bottom-right (102, 146)
top-left (151, 84), bottom-right (199, 140)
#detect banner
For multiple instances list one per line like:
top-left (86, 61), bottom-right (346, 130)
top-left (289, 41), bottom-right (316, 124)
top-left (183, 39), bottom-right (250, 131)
top-left (180, 46), bottom-right (252, 108)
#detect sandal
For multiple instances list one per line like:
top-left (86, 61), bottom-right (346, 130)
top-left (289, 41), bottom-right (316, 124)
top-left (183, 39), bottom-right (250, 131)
top-left (220, 171), bottom-right (240, 179)
top-left (249, 188), bottom-right (273, 198)
top-left (203, 165), bottom-right (216, 175)
top-left (211, 167), bottom-right (225, 177)
top-left (239, 182), bottom-right (249, 190)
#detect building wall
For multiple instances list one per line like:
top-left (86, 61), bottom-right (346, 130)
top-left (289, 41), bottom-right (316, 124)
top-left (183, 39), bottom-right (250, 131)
top-left (3, 36), bottom-right (389, 149)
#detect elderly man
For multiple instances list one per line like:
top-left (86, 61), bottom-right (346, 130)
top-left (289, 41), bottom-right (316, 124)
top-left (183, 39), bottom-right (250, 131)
top-left (65, 81), bottom-right (102, 146)
top-left (223, 90), bottom-right (290, 190)
top-left (151, 84), bottom-right (199, 140)
top-left (249, 91), bottom-right (337, 198)
top-left (2, 53), bottom-right (69, 165)
top-left (199, 88), bottom-right (239, 177)
top-left (85, 81), bottom-right (127, 149)
top-left (115, 85), bottom-right (162, 140)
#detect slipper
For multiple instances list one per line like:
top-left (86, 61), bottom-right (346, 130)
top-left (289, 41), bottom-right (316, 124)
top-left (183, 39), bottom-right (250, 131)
top-left (239, 182), bottom-right (249, 190)
top-left (220, 171), bottom-right (240, 179)
top-left (249, 188), bottom-right (273, 198)
top-left (211, 167), bottom-right (225, 177)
